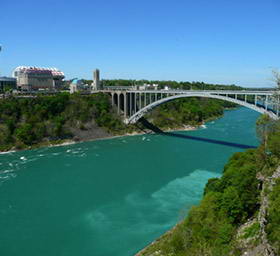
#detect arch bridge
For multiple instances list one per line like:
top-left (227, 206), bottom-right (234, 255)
top-left (101, 89), bottom-right (280, 124)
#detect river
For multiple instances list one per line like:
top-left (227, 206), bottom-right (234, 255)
top-left (0, 107), bottom-right (259, 256)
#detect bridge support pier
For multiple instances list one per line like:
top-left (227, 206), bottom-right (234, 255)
top-left (277, 97), bottom-right (280, 117)
top-left (129, 93), bottom-right (132, 116)
top-left (135, 93), bottom-right (137, 112)
top-left (124, 93), bottom-right (127, 117)
top-left (144, 93), bottom-right (147, 107)
top-left (117, 93), bottom-right (120, 114)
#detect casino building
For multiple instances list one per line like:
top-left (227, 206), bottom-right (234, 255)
top-left (13, 66), bottom-right (65, 91)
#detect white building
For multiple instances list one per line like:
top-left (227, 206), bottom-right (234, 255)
top-left (138, 83), bottom-right (159, 90)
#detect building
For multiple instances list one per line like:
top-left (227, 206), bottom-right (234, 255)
top-left (91, 69), bottom-right (102, 90)
top-left (49, 68), bottom-right (65, 89)
top-left (13, 66), bottom-right (65, 91)
top-left (70, 79), bottom-right (90, 93)
top-left (0, 77), bottom-right (17, 92)
top-left (138, 83), bottom-right (159, 90)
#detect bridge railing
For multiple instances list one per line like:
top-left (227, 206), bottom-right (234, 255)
top-left (102, 88), bottom-right (275, 95)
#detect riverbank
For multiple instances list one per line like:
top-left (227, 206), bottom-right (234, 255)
top-left (0, 102), bottom-right (226, 154)
top-left (0, 123), bottom-right (199, 154)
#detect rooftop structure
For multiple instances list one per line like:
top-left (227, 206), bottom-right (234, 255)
top-left (13, 66), bottom-right (64, 77)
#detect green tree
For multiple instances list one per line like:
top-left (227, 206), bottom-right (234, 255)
top-left (256, 114), bottom-right (274, 148)
top-left (219, 186), bottom-right (244, 223)
top-left (267, 128), bottom-right (280, 157)
top-left (15, 124), bottom-right (36, 145)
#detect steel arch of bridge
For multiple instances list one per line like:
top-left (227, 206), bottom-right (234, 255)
top-left (126, 93), bottom-right (279, 124)
top-left (103, 90), bottom-right (280, 124)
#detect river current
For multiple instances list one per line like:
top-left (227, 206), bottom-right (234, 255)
top-left (0, 107), bottom-right (259, 256)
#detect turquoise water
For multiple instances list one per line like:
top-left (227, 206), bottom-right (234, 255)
top-left (0, 108), bottom-right (259, 256)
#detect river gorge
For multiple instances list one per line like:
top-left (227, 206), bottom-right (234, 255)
top-left (0, 107), bottom-right (260, 256)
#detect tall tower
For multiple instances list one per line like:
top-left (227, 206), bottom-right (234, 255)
top-left (92, 69), bottom-right (101, 90)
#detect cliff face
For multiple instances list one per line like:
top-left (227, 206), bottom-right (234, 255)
top-left (235, 167), bottom-right (280, 256)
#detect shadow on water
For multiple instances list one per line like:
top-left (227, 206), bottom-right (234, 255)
top-left (138, 117), bottom-right (256, 150)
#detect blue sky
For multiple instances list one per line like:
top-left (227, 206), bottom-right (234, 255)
top-left (1, 0), bottom-right (279, 87)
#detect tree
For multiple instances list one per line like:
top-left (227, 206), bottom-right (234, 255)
top-left (256, 114), bottom-right (273, 148)
top-left (272, 69), bottom-right (280, 90)
top-left (15, 124), bottom-right (36, 145)
top-left (272, 70), bottom-right (280, 116)
top-left (267, 130), bottom-right (280, 157)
